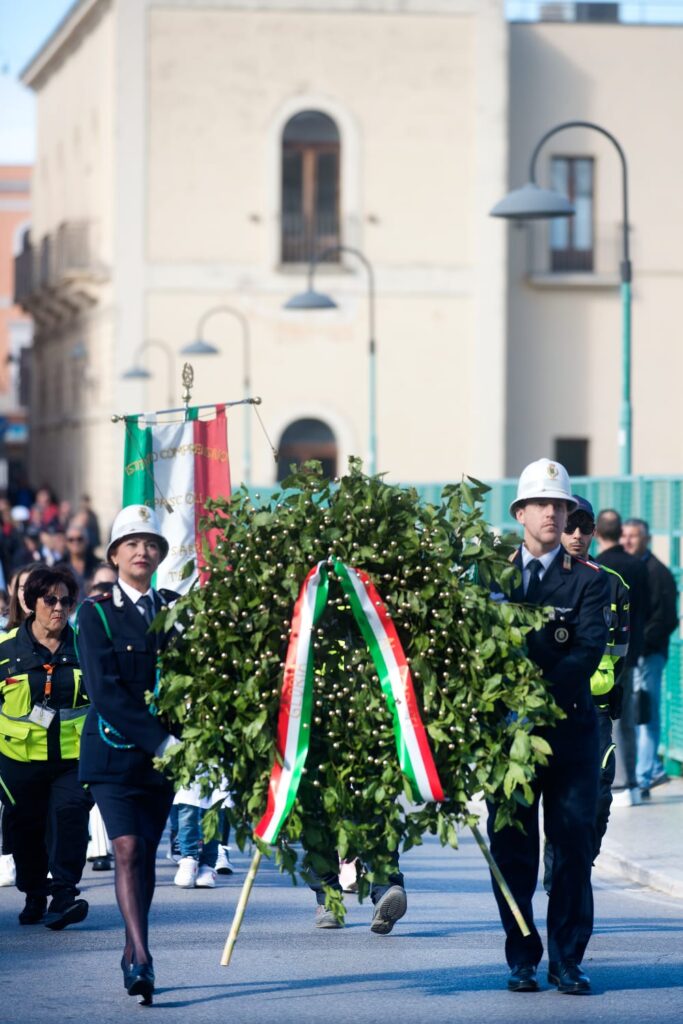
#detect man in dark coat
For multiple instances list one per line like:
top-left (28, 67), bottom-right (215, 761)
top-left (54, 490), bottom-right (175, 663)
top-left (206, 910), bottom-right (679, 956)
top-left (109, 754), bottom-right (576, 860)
top-left (622, 517), bottom-right (679, 796)
top-left (595, 509), bottom-right (650, 806)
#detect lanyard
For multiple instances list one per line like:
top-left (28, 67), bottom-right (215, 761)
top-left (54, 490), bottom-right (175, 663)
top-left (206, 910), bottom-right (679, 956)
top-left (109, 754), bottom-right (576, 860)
top-left (42, 663), bottom-right (54, 704)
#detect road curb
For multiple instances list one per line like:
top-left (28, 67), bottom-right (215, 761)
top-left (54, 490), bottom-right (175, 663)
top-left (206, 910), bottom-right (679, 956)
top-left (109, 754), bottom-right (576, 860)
top-left (596, 844), bottom-right (683, 900)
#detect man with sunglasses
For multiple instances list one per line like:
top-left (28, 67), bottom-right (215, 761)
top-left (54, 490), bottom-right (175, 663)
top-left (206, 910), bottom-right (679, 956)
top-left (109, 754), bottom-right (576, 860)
top-left (544, 497), bottom-right (630, 893)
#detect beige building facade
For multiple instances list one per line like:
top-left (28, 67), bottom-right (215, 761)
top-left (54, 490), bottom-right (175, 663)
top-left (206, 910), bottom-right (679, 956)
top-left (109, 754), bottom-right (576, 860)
top-left (506, 19), bottom-right (683, 477)
top-left (18, 0), bottom-right (508, 526)
top-left (16, 1), bottom-right (683, 528)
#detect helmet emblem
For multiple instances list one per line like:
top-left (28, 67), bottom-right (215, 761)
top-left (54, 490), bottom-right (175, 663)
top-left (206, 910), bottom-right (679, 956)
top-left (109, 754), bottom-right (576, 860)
top-left (546, 463), bottom-right (559, 479)
top-left (138, 506), bottom-right (151, 521)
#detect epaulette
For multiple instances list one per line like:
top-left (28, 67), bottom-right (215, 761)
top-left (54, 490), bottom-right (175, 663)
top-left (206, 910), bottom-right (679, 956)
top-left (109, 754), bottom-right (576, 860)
top-left (574, 557), bottom-right (602, 573)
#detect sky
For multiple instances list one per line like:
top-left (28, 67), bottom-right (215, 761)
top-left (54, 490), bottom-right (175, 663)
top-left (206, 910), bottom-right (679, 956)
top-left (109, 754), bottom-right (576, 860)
top-left (2, 0), bottom-right (683, 163)
top-left (0, 0), bottom-right (75, 163)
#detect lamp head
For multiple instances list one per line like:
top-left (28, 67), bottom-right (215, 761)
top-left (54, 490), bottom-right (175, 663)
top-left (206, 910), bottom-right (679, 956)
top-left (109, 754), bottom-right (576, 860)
top-left (122, 365), bottom-right (151, 381)
top-left (284, 288), bottom-right (338, 311)
top-left (490, 182), bottom-right (575, 220)
top-left (180, 338), bottom-right (220, 356)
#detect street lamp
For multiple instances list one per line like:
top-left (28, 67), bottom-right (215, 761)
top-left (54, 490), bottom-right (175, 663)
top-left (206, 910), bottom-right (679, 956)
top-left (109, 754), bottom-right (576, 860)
top-left (491, 120), bottom-right (633, 475)
top-left (284, 245), bottom-right (377, 475)
top-left (181, 306), bottom-right (252, 485)
top-left (121, 338), bottom-right (175, 407)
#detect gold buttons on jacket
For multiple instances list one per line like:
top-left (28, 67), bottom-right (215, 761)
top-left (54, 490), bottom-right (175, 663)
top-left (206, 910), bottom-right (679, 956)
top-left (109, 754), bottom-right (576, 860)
top-left (126, 645), bottom-right (133, 651)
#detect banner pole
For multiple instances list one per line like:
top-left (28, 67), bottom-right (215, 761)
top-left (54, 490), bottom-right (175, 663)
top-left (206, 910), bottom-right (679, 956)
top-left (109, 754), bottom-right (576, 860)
top-left (220, 848), bottom-right (262, 966)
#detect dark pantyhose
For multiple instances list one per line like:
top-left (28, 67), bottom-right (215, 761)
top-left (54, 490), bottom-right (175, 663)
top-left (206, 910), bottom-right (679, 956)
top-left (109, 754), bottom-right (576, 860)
top-left (112, 834), bottom-right (158, 967)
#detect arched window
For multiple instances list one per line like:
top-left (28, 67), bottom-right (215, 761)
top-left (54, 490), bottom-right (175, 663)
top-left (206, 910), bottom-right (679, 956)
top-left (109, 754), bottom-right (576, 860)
top-left (281, 110), bottom-right (340, 264)
top-left (277, 418), bottom-right (338, 481)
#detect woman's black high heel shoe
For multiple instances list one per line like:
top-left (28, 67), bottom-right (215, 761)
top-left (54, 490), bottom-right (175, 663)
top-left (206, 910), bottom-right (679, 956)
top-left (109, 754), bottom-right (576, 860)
top-left (120, 955), bottom-right (131, 988)
top-left (125, 962), bottom-right (155, 1005)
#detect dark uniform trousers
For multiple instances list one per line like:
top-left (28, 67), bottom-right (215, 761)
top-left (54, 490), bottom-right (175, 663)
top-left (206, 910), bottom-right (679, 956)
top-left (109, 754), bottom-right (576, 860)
top-left (0, 754), bottom-right (92, 898)
top-left (488, 546), bottom-right (608, 968)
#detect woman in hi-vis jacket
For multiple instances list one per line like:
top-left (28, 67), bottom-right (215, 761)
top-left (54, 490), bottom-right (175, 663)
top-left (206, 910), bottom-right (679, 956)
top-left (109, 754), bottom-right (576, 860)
top-left (77, 505), bottom-right (181, 1006)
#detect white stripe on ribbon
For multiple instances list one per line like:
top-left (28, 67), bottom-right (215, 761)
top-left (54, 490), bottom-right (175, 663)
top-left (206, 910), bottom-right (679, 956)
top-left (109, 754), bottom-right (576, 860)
top-left (341, 565), bottom-right (440, 802)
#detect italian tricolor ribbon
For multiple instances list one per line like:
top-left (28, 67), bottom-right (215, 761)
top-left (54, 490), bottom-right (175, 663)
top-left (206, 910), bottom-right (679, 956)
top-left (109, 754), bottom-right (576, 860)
top-left (254, 559), bottom-right (444, 844)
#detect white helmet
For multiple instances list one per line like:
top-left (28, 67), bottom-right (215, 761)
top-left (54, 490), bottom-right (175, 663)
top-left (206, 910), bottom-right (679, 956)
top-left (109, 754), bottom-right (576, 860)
top-left (509, 458), bottom-right (577, 518)
top-left (107, 504), bottom-right (169, 562)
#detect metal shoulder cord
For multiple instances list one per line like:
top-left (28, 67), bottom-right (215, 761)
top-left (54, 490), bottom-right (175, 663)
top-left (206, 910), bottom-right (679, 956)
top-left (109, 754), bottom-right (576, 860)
top-left (75, 601), bottom-right (135, 750)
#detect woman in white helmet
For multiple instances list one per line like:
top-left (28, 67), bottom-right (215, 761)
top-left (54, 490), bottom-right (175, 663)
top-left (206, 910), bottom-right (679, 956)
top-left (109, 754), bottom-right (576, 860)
top-left (77, 505), bottom-right (181, 1006)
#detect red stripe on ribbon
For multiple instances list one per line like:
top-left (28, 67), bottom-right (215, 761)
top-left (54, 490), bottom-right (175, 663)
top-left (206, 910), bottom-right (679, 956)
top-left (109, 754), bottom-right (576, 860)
top-left (254, 563), bottom-right (318, 841)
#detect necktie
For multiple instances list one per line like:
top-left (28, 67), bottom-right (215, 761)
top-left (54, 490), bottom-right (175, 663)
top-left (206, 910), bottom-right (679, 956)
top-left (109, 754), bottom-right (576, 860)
top-left (137, 593), bottom-right (155, 626)
top-left (525, 559), bottom-right (543, 602)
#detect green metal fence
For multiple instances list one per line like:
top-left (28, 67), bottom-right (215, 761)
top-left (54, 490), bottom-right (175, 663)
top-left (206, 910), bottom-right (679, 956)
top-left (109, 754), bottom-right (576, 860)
top-left (248, 475), bottom-right (682, 772)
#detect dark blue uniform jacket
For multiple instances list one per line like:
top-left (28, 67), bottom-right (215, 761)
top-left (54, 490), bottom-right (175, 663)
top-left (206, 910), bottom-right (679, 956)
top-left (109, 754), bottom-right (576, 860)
top-left (76, 583), bottom-right (179, 787)
top-left (511, 546), bottom-right (610, 715)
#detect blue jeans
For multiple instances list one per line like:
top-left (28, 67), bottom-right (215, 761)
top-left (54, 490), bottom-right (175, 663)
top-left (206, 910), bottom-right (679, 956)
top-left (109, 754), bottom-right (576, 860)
top-left (635, 653), bottom-right (666, 789)
top-left (175, 804), bottom-right (218, 867)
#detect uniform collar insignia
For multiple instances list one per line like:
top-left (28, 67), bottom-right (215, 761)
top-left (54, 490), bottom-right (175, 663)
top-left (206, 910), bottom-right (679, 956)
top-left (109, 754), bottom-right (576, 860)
top-left (113, 583), bottom-right (124, 609)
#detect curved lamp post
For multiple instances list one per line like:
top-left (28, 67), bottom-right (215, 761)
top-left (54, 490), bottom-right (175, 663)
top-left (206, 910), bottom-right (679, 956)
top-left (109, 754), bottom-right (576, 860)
top-left (491, 120), bottom-right (633, 475)
top-left (181, 305), bottom-right (252, 485)
top-left (284, 245), bottom-right (377, 475)
top-left (122, 338), bottom-right (175, 407)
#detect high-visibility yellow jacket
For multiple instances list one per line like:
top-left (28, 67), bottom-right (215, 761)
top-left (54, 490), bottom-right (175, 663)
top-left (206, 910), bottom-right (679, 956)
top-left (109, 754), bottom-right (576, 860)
top-left (0, 620), bottom-right (88, 762)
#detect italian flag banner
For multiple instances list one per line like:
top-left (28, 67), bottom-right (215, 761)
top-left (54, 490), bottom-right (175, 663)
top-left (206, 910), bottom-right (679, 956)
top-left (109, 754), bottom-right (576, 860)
top-left (122, 405), bottom-right (231, 593)
top-left (254, 559), bottom-right (444, 845)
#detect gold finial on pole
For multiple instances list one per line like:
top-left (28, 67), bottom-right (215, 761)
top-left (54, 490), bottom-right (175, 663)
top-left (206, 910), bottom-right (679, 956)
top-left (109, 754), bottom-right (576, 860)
top-left (181, 362), bottom-right (194, 412)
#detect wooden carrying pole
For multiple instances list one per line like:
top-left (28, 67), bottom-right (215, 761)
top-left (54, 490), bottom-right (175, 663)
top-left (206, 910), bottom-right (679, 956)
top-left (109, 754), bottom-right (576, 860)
top-left (220, 848), bottom-right (263, 966)
top-left (469, 823), bottom-right (530, 937)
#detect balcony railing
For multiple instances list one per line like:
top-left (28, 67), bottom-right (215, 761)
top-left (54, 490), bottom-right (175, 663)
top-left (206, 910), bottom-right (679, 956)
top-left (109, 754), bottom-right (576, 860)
top-left (281, 211), bottom-right (340, 265)
top-left (14, 220), bottom-right (108, 308)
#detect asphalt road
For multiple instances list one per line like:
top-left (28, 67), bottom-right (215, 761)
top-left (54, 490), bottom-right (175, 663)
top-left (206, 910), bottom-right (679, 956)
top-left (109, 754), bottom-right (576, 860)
top-left (0, 831), bottom-right (681, 1023)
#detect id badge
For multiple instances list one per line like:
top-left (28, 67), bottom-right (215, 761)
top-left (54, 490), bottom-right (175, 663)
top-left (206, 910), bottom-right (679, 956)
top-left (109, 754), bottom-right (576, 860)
top-left (27, 704), bottom-right (56, 729)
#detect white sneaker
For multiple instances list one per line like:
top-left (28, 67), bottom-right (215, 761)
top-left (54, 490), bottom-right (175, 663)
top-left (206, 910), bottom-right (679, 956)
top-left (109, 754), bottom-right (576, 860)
top-left (196, 864), bottom-right (217, 888)
top-left (0, 854), bottom-right (16, 887)
top-left (612, 786), bottom-right (642, 807)
top-left (215, 845), bottom-right (235, 875)
top-left (174, 856), bottom-right (199, 887)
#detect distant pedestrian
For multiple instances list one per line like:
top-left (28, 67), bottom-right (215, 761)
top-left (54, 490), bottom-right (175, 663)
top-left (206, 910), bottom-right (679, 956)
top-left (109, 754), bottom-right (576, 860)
top-left (621, 518), bottom-right (679, 797)
top-left (595, 509), bottom-right (650, 807)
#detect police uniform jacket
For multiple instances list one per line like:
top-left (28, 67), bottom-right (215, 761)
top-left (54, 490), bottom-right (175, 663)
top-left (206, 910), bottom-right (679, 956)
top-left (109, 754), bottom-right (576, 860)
top-left (512, 546), bottom-right (610, 716)
top-left (76, 582), bottom-right (179, 787)
top-left (0, 619), bottom-right (87, 763)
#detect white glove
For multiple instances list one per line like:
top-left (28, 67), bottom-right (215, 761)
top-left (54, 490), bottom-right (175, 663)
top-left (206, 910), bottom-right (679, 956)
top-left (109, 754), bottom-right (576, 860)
top-left (154, 734), bottom-right (182, 758)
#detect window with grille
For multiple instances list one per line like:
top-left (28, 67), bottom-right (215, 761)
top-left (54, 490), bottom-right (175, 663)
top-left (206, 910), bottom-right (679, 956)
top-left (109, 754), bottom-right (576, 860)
top-left (549, 157), bottom-right (594, 272)
top-left (281, 111), bottom-right (340, 264)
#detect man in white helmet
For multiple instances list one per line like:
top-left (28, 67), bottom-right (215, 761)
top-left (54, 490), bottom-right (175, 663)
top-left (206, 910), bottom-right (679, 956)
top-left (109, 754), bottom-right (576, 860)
top-left (486, 458), bottom-right (610, 996)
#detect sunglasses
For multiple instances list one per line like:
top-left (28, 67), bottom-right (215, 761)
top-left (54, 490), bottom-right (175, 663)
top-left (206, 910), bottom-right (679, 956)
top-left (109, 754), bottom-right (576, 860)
top-left (564, 517), bottom-right (594, 536)
top-left (66, 535), bottom-right (85, 543)
top-left (40, 595), bottom-right (73, 608)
